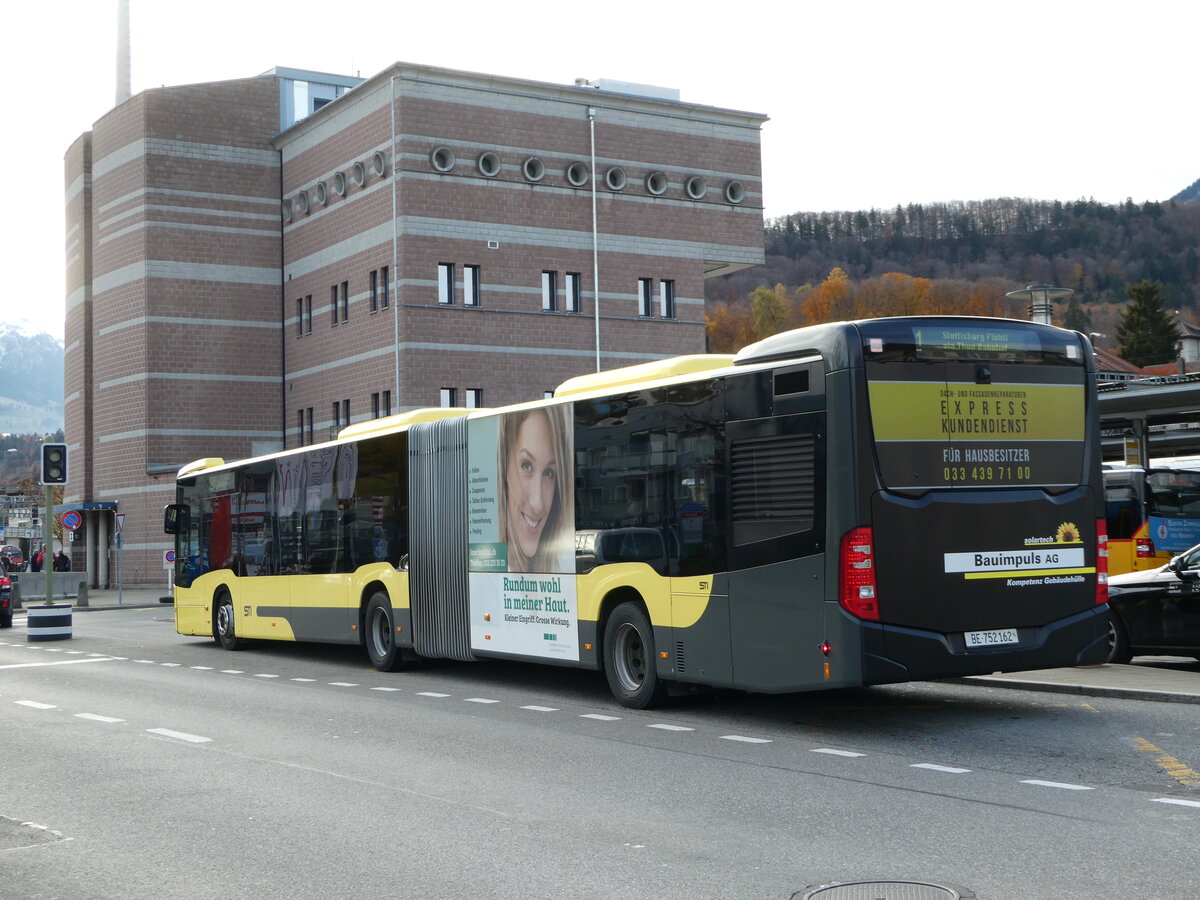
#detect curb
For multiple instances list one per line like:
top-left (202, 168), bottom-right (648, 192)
top-left (952, 676), bottom-right (1200, 705)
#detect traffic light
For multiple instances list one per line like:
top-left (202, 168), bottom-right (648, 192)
top-left (40, 443), bottom-right (68, 485)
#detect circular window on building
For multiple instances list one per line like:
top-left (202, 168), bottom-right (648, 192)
top-left (645, 171), bottom-right (668, 196)
top-left (314, 181), bottom-right (328, 206)
top-left (523, 157), bottom-right (546, 182)
top-left (566, 161), bottom-right (589, 187)
top-left (352, 161), bottom-right (367, 188)
top-left (333, 171), bottom-right (347, 197)
top-left (430, 147), bottom-right (456, 173)
top-left (373, 151), bottom-right (388, 178)
top-left (281, 199), bottom-right (293, 223)
top-left (478, 151), bottom-right (501, 177)
top-left (725, 180), bottom-right (746, 204)
top-left (685, 176), bottom-right (707, 200)
top-left (605, 167), bottom-right (627, 191)
top-left (294, 190), bottom-right (309, 215)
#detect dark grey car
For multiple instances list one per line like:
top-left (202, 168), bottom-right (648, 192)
top-left (1107, 543), bottom-right (1200, 662)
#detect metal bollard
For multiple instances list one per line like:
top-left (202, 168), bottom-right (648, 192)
top-left (77, 581), bottom-right (89, 607)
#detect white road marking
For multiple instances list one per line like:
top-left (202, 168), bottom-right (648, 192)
top-left (161, 663), bottom-right (181, 667)
top-left (521, 705), bottom-right (558, 712)
top-left (648, 723), bottom-right (694, 732)
top-left (1020, 779), bottom-right (1094, 791)
top-left (328, 682), bottom-right (358, 687)
top-left (811, 748), bottom-right (866, 758)
top-left (190, 666), bottom-right (214, 670)
top-left (290, 678), bottom-right (316, 682)
top-left (15, 700), bottom-right (57, 710)
top-left (1151, 797), bottom-right (1200, 809)
top-left (76, 713), bottom-right (125, 723)
top-left (720, 735), bottom-right (772, 744)
top-left (417, 691), bottom-right (450, 698)
top-left (219, 670), bottom-right (243, 674)
top-left (133, 659), bottom-right (156, 664)
top-left (0, 657), bottom-right (116, 670)
top-left (253, 674), bottom-right (279, 679)
top-left (370, 686), bottom-right (401, 692)
top-left (912, 763), bottom-right (972, 774)
top-left (465, 698), bottom-right (499, 704)
top-left (42, 648), bottom-right (63, 653)
top-left (147, 728), bottom-right (212, 743)
top-left (580, 713), bottom-right (621, 721)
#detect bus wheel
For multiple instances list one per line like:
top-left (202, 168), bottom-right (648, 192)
top-left (603, 602), bottom-right (668, 709)
top-left (365, 592), bottom-right (404, 672)
top-left (214, 591), bottom-right (243, 651)
top-left (1107, 613), bottom-right (1132, 664)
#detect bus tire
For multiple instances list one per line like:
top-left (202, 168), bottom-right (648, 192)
top-left (603, 602), bottom-right (668, 709)
top-left (1107, 612), bottom-right (1132, 664)
top-left (214, 590), bottom-right (244, 651)
top-left (364, 591), bottom-right (405, 672)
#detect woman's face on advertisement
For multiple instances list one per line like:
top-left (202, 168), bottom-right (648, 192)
top-left (506, 411), bottom-right (558, 560)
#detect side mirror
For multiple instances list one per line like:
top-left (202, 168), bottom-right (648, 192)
top-left (163, 504), bottom-right (187, 535)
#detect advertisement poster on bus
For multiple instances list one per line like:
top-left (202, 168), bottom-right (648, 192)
top-left (868, 379), bottom-right (1084, 490)
top-left (1147, 516), bottom-right (1200, 555)
top-left (466, 406), bottom-right (578, 661)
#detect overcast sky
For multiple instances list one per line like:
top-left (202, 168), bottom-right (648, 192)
top-left (5, 0), bottom-right (1196, 340)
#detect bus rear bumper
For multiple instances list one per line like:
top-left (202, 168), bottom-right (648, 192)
top-left (860, 605), bottom-right (1111, 685)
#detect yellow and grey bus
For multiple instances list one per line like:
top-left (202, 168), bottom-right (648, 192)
top-left (165, 316), bottom-right (1111, 708)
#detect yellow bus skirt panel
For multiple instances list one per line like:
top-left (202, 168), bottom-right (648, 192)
top-left (574, 565), bottom-right (715, 629)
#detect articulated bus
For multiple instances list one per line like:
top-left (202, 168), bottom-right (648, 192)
top-left (1104, 457), bottom-right (1200, 575)
top-left (164, 316), bottom-right (1110, 708)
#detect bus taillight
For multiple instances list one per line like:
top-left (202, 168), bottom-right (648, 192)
top-left (1096, 518), bottom-right (1109, 606)
top-left (839, 527), bottom-right (879, 621)
top-left (1135, 537), bottom-right (1155, 558)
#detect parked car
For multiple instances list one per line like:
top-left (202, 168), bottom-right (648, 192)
top-left (1107, 541), bottom-right (1200, 662)
top-left (0, 573), bottom-right (12, 628)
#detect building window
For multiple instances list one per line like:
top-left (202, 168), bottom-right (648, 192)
top-left (370, 270), bottom-right (379, 313)
top-left (380, 266), bottom-right (389, 309)
top-left (542, 270), bottom-right (558, 311)
top-left (438, 263), bottom-right (455, 305)
top-left (297, 408), bottom-right (305, 445)
top-left (331, 285), bottom-right (339, 326)
top-left (543, 390), bottom-right (554, 399)
top-left (372, 392), bottom-right (380, 418)
top-left (304, 295), bottom-right (312, 334)
top-left (465, 388), bottom-right (483, 409)
top-left (464, 265), bottom-right (480, 307)
top-left (638, 278), bottom-right (654, 317)
top-left (340, 281), bottom-right (349, 322)
top-left (440, 387), bottom-right (457, 407)
top-left (566, 272), bottom-right (582, 313)
top-left (382, 390), bottom-right (391, 416)
top-left (296, 298), bottom-right (303, 337)
top-left (660, 279), bottom-right (676, 319)
top-left (342, 398), bottom-right (350, 427)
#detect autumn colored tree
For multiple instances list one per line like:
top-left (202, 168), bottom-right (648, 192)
top-left (1117, 280), bottom-right (1179, 366)
top-left (750, 284), bottom-right (789, 339)
top-left (801, 268), bottom-right (854, 324)
top-left (705, 301), bottom-right (754, 353)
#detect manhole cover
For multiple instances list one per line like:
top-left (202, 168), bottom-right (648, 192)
top-left (800, 881), bottom-right (970, 900)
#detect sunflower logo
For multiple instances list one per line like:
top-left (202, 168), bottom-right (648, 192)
top-left (1055, 522), bottom-right (1081, 544)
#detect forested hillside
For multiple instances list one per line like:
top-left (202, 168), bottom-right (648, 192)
top-left (706, 196), bottom-right (1200, 355)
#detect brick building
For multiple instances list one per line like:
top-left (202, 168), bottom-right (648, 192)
top-left (64, 63), bottom-right (766, 585)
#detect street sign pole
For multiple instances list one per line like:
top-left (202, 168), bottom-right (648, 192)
top-left (115, 513), bottom-right (125, 607)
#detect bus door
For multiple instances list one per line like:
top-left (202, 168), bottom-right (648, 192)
top-left (864, 327), bottom-right (1098, 662)
top-left (1104, 468), bottom-right (1149, 575)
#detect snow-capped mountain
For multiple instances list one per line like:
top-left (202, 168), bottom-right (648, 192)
top-left (0, 324), bottom-right (64, 436)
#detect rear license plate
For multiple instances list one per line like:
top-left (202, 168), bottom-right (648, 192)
top-left (964, 628), bottom-right (1019, 648)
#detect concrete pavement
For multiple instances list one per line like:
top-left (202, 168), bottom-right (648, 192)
top-left (6, 587), bottom-right (1199, 703)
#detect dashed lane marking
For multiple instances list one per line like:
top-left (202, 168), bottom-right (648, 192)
top-left (76, 713), bottom-right (124, 723)
top-left (912, 763), bottom-right (972, 774)
top-left (721, 735), bottom-right (772, 744)
top-left (370, 687), bottom-right (401, 692)
top-left (648, 723), bottom-right (694, 732)
top-left (0, 658), bottom-right (116, 670)
top-left (15, 700), bottom-right (57, 710)
top-left (465, 698), bottom-right (499, 704)
top-left (521, 705), bottom-right (558, 712)
top-left (417, 692), bottom-right (450, 698)
top-left (147, 728), bottom-right (212, 744)
top-left (1020, 779), bottom-right (1094, 791)
top-left (580, 713), bottom-right (621, 721)
top-left (329, 682), bottom-right (359, 687)
top-left (1151, 798), bottom-right (1200, 809)
top-left (811, 748), bottom-right (866, 758)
